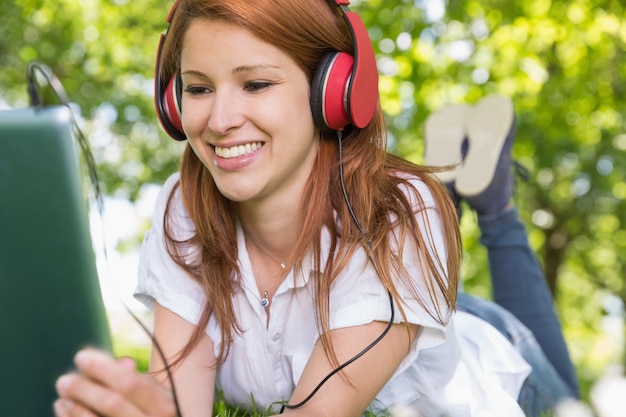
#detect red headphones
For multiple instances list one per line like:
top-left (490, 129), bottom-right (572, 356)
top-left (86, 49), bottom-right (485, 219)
top-left (154, 0), bottom-right (379, 140)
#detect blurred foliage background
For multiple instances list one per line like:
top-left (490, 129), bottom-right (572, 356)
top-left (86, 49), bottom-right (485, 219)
top-left (1, 0), bottom-right (625, 405)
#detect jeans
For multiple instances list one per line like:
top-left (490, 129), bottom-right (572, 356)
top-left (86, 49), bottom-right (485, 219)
top-left (457, 207), bottom-right (580, 416)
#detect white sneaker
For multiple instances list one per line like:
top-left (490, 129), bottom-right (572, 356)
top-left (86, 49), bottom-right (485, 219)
top-left (423, 103), bottom-right (470, 183)
top-left (455, 94), bottom-right (515, 197)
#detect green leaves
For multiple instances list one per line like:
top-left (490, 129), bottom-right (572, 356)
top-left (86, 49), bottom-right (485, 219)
top-left (355, 0), bottom-right (626, 393)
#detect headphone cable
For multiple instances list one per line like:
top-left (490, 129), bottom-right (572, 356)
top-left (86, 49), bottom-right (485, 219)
top-left (279, 130), bottom-right (395, 413)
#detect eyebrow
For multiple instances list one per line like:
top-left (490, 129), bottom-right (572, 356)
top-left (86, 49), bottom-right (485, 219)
top-left (233, 64), bottom-right (282, 75)
top-left (181, 64), bottom-right (282, 78)
top-left (180, 69), bottom-right (208, 78)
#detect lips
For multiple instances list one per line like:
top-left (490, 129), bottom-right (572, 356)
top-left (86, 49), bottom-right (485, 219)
top-left (215, 142), bottom-right (263, 159)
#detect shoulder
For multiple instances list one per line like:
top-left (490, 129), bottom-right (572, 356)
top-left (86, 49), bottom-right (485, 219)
top-left (155, 172), bottom-right (182, 209)
top-left (153, 172), bottom-right (183, 218)
top-left (151, 172), bottom-right (195, 239)
top-left (394, 171), bottom-right (439, 211)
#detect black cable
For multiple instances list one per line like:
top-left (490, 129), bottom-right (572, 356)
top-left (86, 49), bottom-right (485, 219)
top-left (279, 131), bottom-right (395, 413)
top-left (280, 293), bottom-right (394, 413)
top-left (336, 130), bottom-right (369, 240)
top-left (25, 61), bottom-right (184, 417)
top-left (27, 61), bottom-right (70, 107)
top-left (26, 62), bottom-right (102, 214)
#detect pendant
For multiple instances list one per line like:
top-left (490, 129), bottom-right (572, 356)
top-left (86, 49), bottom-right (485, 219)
top-left (261, 290), bottom-right (270, 308)
top-left (280, 260), bottom-right (286, 269)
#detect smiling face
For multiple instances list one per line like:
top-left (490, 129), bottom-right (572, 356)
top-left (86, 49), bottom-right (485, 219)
top-left (179, 19), bottom-right (319, 208)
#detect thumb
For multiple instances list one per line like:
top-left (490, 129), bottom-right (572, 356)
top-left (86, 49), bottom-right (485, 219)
top-left (117, 356), bottom-right (137, 370)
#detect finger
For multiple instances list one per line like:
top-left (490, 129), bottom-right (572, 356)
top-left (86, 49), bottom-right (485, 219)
top-left (53, 398), bottom-right (75, 417)
top-left (56, 373), bottom-right (145, 417)
top-left (73, 349), bottom-right (176, 416)
top-left (54, 398), bottom-right (101, 417)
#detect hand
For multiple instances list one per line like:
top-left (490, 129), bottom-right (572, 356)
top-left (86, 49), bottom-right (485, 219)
top-left (54, 348), bottom-right (178, 417)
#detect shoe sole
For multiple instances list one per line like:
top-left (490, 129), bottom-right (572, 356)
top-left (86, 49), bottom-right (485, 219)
top-left (423, 103), bottom-right (470, 183)
top-left (455, 94), bottom-right (514, 197)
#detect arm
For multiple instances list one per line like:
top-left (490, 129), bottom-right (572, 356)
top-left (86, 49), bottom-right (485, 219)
top-left (54, 303), bottom-right (216, 417)
top-left (151, 302), bottom-right (217, 417)
top-left (281, 321), bottom-right (419, 417)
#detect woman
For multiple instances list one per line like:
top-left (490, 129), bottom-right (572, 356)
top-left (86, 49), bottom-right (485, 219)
top-left (53, 1), bottom-right (567, 416)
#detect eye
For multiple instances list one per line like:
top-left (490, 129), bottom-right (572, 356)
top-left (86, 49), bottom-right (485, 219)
top-left (184, 85), bottom-right (212, 96)
top-left (244, 81), bottom-right (273, 92)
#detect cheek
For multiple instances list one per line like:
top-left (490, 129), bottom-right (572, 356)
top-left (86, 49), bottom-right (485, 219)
top-left (274, 87), bottom-right (315, 130)
top-left (180, 99), bottom-right (206, 136)
top-left (187, 136), bottom-right (205, 161)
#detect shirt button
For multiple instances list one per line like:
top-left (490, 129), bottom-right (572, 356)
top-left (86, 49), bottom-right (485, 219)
top-left (272, 333), bottom-right (281, 342)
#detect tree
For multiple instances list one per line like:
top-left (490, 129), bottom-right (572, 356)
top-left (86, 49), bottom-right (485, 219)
top-left (354, 0), bottom-right (626, 397)
top-left (2, 0), bottom-right (624, 400)
top-left (1, 0), bottom-right (184, 201)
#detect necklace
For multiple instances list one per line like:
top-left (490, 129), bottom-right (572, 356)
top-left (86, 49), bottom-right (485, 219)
top-left (261, 291), bottom-right (271, 308)
top-left (243, 228), bottom-right (287, 270)
top-left (242, 227), bottom-right (287, 308)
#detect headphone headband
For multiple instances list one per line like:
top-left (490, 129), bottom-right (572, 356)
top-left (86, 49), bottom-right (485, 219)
top-left (154, 0), bottom-right (379, 140)
top-left (337, 3), bottom-right (378, 129)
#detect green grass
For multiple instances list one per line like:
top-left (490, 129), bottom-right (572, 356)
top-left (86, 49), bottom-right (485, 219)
top-left (114, 343), bottom-right (568, 417)
top-left (211, 393), bottom-right (391, 417)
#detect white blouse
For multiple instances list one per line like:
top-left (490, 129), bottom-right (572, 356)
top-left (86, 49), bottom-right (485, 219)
top-left (135, 173), bottom-right (530, 417)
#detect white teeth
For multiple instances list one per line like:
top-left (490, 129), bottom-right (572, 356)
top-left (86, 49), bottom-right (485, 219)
top-left (215, 142), bottom-right (262, 159)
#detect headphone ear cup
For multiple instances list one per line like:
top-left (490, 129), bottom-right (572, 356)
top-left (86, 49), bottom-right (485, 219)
top-left (157, 74), bottom-right (186, 140)
top-left (310, 51), bottom-right (354, 132)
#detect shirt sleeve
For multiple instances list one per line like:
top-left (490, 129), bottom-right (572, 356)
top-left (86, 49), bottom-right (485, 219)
top-left (328, 177), bottom-right (451, 375)
top-left (133, 172), bottom-right (207, 327)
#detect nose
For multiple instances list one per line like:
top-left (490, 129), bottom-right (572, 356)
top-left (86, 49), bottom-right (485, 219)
top-left (207, 89), bottom-right (244, 135)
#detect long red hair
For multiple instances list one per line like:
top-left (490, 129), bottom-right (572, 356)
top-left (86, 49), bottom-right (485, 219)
top-left (159, 0), bottom-right (461, 368)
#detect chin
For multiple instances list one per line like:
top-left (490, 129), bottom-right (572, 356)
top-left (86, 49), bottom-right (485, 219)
top-left (215, 186), bottom-right (257, 204)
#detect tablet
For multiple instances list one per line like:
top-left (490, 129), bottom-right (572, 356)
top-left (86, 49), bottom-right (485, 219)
top-left (0, 105), bottom-right (112, 416)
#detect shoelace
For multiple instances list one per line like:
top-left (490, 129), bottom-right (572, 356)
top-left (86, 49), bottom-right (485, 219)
top-left (513, 160), bottom-right (531, 183)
